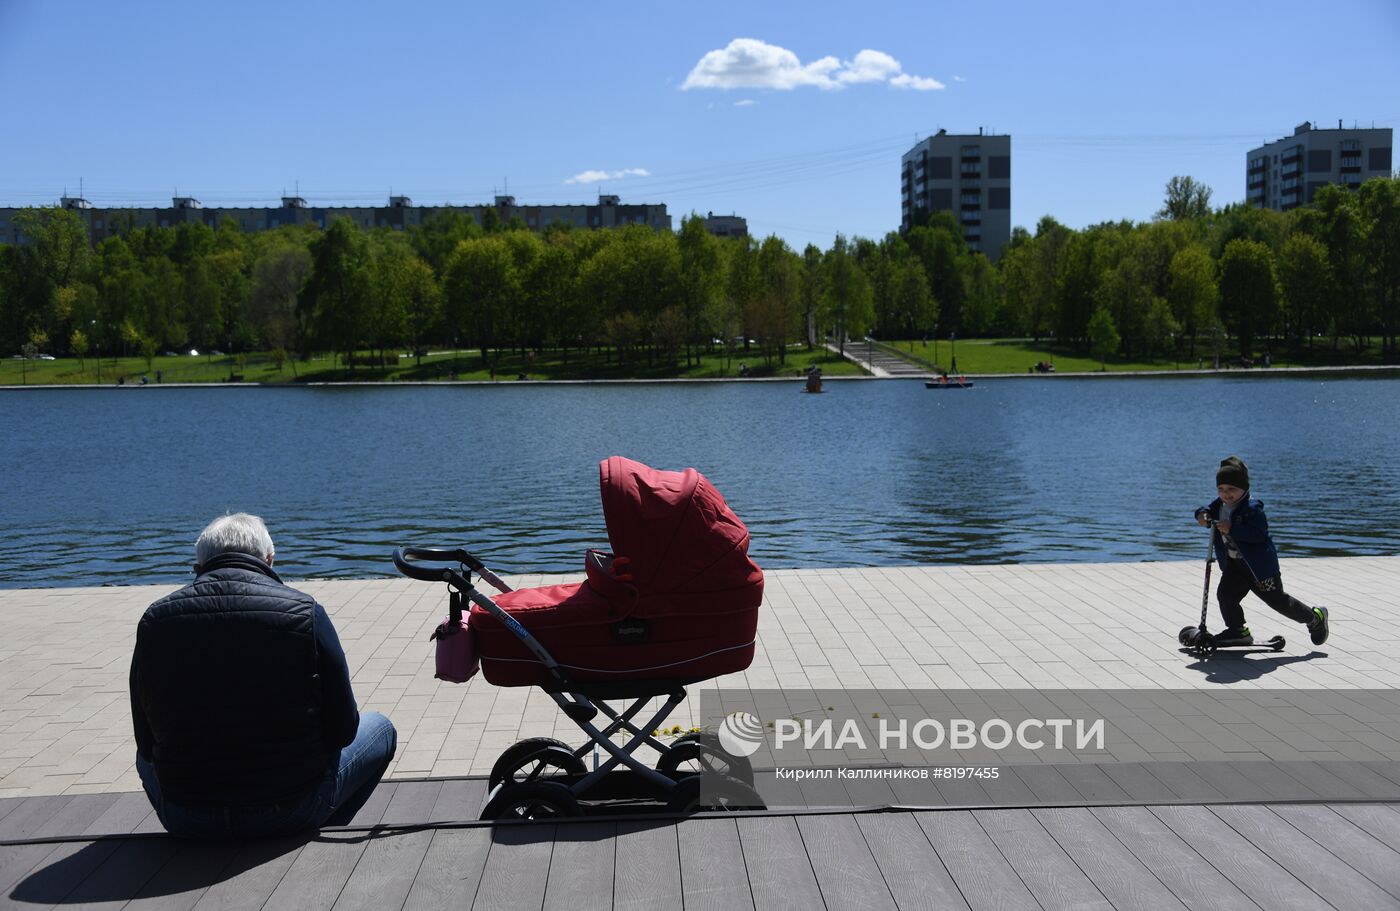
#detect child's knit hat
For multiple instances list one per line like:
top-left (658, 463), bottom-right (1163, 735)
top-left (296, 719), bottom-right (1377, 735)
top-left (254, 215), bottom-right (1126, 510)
top-left (1216, 455), bottom-right (1250, 490)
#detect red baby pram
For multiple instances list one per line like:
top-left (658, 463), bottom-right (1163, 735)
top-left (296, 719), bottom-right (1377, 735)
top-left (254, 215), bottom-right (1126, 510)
top-left (393, 456), bottom-right (765, 819)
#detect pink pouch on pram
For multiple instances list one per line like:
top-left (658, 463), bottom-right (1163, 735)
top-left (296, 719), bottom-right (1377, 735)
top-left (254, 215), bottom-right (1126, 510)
top-left (430, 591), bottom-right (479, 683)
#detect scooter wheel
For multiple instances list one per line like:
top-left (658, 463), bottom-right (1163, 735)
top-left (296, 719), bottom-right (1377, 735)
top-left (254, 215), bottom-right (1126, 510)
top-left (1267, 635), bottom-right (1286, 651)
top-left (1178, 626), bottom-right (1197, 646)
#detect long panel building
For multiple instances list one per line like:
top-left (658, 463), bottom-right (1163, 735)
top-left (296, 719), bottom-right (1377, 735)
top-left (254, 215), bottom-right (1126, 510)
top-left (900, 129), bottom-right (1011, 260)
top-left (1247, 121), bottom-right (1392, 211)
top-left (0, 193), bottom-right (671, 246)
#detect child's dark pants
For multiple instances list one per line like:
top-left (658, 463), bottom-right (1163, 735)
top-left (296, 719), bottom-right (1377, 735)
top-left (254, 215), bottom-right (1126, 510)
top-left (1217, 557), bottom-right (1313, 629)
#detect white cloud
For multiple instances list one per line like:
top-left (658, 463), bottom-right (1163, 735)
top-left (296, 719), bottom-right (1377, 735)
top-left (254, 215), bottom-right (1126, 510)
top-left (564, 168), bottom-right (651, 185)
top-left (836, 49), bottom-right (901, 84)
top-left (891, 73), bottom-right (946, 91)
top-left (734, 99), bottom-right (757, 107)
top-left (682, 38), bottom-right (943, 92)
top-left (953, 75), bottom-right (967, 83)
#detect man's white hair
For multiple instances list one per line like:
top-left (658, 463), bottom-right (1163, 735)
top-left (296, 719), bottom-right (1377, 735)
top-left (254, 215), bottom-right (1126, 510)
top-left (196, 513), bottom-right (275, 565)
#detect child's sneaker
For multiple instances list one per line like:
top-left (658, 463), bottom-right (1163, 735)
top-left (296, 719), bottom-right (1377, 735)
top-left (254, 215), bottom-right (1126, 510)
top-left (1216, 626), bottom-right (1253, 646)
top-left (1308, 607), bottom-right (1329, 646)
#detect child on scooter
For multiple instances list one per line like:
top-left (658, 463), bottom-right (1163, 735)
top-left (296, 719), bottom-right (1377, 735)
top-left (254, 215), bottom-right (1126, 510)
top-left (1193, 456), bottom-right (1329, 646)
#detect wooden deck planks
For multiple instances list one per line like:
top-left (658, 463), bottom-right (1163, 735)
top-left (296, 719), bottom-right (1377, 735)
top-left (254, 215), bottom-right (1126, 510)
top-left (473, 823), bottom-right (558, 911)
top-left (329, 827), bottom-right (436, 911)
top-left (399, 827), bottom-right (493, 911)
top-left (189, 835), bottom-right (310, 911)
top-left (8, 800), bottom-right (1400, 909)
top-left (378, 780), bottom-right (443, 827)
top-left (83, 790), bottom-right (158, 836)
top-left (856, 812), bottom-right (970, 911)
top-left (796, 813), bottom-right (896, 910)
top-left (123, 840), bottom-right (241, 911)
top-left (259, 833), bottom-right (370, 911)
top-left (1269, 804), bottom-right (1400, 901)
top-left (676, 818), bottom-right (753, 911)
top-left (31, 792), bottom-right (121, 840)
top-left (735, 816), bottom-right (824, 911)
top-left (542, 822), bottom-right (617, 911)
top-left (1089, 806), bottom-right (1260, 911)
top-left (1150, 805), bottom-right (1334, 911)
top-left (1210, 804), bottom-right (1400, 911)
top-left (975, 808), bottom-right (1114, 911)
top-left (1031, 806), bottom-right (1188, 910)
top-left (43, 836), bottom-right (183, 909)
top-left (611, 821), bottom-right (682, 911)
top-left (0, 794), bottom-right (71, 841)
top-left (427, 778), bottom-right (487, 823)
top-left (914, 810), bottom-right (1041, 911)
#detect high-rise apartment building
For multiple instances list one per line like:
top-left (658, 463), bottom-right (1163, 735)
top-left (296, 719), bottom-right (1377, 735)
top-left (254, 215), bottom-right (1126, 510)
top-left (900, 129), bottom-right (1011, 260)
top-left (1247, 121), bottom-right (1392, 211)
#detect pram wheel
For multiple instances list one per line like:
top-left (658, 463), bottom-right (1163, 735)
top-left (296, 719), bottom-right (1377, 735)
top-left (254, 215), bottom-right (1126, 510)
top-left (489, 737), bottom-right (588, 789)
top-left (481, 780), bottom-right (582, 820)
top-left (657, 733), bottom-right (755, 786)
top-left (665, 774), bottom-right (765, 814)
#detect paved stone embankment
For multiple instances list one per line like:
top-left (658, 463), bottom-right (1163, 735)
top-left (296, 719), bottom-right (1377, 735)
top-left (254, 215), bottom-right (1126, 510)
top-left (0, 556), bottom-right (1394, 798)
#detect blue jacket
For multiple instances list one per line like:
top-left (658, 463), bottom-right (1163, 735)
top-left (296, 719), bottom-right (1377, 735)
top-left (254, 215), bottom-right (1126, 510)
top-left (1195, 496), bottom-right (1282, 580)
top-left (129, 552), bottom-right (360, 805)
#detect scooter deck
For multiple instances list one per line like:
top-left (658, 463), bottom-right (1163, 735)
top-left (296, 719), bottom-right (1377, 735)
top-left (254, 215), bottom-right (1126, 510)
top-left (1179, 634), bottom-right (1286, 655)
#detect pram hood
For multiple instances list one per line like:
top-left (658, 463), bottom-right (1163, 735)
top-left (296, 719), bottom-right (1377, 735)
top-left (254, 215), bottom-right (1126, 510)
top-left (599, 456), bottom-right (760, 601)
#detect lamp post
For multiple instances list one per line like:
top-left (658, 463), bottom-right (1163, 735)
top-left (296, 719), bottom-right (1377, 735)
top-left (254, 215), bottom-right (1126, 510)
top-left (92, 321), bottom-right (100, 385)
top-left (950, 332), bottom-right (958, 374)
top-left (933, 324), bottom-right (939, 367)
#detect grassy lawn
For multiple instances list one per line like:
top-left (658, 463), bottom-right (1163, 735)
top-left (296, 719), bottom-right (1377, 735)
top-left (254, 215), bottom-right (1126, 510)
top-left (883, 338), bottom-right (1393, 374)
top-left (0, 344), bottom-right (859, 386)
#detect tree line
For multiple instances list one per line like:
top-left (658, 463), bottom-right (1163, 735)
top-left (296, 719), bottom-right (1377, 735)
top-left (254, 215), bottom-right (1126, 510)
top-left (2, 176), bottom-right (1398, 372)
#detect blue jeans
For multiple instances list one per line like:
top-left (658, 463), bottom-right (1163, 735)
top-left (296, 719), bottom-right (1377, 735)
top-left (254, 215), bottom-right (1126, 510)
top-left (136, 711), bottom-right (397, 839)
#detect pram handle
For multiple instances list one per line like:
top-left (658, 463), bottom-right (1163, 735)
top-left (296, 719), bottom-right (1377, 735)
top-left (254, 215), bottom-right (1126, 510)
top-left (392, 546), bottom-right (513, 593)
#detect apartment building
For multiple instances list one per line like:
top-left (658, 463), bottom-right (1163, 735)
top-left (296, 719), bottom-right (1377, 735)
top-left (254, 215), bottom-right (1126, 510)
top-left (900, 129), bottom-right (1011, 260)
top-left (1247, 121), bottom-right (1393, 211)
top-left (0, 193), bottom-right (671, 245)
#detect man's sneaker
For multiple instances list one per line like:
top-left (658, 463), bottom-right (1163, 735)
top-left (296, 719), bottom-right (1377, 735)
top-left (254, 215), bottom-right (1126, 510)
top-left (1215, 626), bottom-right (1253, 646)
top-left (1308, 606), bottom-right (1329, 646)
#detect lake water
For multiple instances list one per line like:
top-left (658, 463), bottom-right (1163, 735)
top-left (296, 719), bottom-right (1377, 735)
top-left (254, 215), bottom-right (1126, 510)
top-left (3, 376), bottom-right (1398, 588)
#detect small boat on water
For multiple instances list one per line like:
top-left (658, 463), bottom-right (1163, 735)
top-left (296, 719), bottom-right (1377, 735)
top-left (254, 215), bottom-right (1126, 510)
top-left (925, 378), bottom-right (974, 389)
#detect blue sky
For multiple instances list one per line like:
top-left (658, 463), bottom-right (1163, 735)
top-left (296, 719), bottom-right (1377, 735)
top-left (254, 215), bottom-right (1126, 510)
top-left (2, 0), bottom-right (1398, 249)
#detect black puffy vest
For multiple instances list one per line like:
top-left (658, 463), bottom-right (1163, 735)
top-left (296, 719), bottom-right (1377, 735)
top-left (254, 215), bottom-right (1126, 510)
top-left (132, 554), bottom-right (331, 805)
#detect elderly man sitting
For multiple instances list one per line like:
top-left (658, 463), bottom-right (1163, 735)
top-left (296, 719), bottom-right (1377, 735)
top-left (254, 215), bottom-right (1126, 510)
top-left (129, 513), bottom-right (396, 839)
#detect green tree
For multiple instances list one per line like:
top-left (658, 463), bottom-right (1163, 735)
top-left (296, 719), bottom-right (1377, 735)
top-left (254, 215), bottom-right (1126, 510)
top-left (444, 235), bottom-right (516, 363)
top-left (1276, 233), bottom-right (1330, 349)
top-left (1359, 178), bottom-right (1400, 361)
top-left (69, 328), bottom-right (89, 369)
top-left (819, 235), bottom-right (873, 356)
top-left (1217, 238), bottom-right (1278, 359)
top-left (1168, 245), bottom-right (1218, 359)
top-left (1086, 306), bottom-right (1120, 369)
top-left (753, 235), bottom-right (801, 365)
top-left (249, 243), bottom-right (312, 371)
top-left (299, 218), bottom-right (372, 371)
top-left (1157, 176), bottom-right (1213, 221)
top-left (676, 215), bottom-right (722, 366)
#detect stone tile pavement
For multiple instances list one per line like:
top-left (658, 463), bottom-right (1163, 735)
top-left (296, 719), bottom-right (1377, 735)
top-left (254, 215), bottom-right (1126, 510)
top-left (0, 556), bottom-right (1394, 798)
